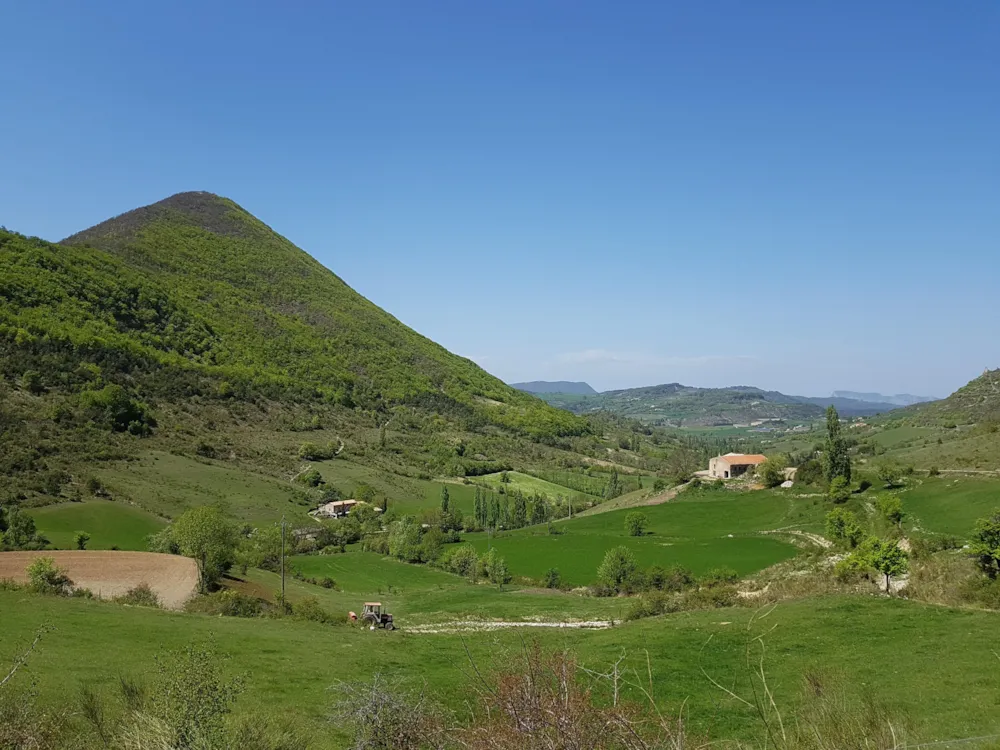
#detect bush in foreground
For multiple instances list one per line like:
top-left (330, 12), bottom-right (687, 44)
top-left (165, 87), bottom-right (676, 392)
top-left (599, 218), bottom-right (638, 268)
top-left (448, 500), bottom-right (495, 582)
top-left (26, 557), bottom-right (72, 595)
top-left (113, 583), bottom-right (161, 608)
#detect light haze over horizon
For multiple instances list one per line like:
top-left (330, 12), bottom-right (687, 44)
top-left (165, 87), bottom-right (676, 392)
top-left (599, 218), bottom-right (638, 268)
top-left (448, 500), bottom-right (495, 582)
top-left (2, 2), bottom-right (996, 398)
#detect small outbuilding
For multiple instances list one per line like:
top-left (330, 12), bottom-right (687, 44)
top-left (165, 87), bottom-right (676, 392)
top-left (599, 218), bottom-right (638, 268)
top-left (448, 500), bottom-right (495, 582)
top-left (310, 499), bottom-right (383, 519)
top-left (708, 453), bottom-right (767, 479)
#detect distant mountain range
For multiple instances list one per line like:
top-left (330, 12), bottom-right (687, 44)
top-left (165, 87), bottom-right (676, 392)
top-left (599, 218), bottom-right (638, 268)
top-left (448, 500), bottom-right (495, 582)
top-left (832, 391), bottom-right (939, 407)
top-left (510, 381), bottom-right (597, 396)
top-left (513, 381), bottom-right (930, 426)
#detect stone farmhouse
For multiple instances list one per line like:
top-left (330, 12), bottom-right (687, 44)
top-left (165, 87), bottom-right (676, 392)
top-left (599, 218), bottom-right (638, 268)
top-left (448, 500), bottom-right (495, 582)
top-left (708, 453), bottom-right (767, 479)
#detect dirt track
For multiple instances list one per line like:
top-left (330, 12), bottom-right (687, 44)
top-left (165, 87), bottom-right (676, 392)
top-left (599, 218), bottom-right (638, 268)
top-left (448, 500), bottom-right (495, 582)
top-left (0, 551), bottom-right (198, 609)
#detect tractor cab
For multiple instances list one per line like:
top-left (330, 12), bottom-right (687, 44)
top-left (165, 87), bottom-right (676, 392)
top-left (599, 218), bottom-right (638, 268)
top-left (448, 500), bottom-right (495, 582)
top-left (361, 602), bottom-right (394, 630)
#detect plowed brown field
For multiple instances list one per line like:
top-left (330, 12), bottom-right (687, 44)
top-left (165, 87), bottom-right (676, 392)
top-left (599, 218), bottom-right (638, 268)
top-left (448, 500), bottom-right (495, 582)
top-left (0, 551), bottom-right (198, 609)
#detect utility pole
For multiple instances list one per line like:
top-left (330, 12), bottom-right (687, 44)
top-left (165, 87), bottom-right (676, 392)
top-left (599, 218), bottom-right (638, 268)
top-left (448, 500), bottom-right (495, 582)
top-left (280, 515), bottom-right (286, 609)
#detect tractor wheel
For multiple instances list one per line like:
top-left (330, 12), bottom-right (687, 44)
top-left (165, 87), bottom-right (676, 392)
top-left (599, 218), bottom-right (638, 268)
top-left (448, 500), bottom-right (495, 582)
top-left (386, 622), bottom-right (395, 631)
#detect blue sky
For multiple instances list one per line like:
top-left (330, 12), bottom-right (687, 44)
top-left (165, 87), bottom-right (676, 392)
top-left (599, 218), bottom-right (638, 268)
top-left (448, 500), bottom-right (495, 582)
top-left (2, 2), bottom-right (997, 397)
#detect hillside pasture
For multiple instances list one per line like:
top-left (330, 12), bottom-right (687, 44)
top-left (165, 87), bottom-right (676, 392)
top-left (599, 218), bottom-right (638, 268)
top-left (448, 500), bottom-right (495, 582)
top-left (468, 488), bottom-right (815, 585)
top-left (468, 533), bottom-right (796, 586)
top-left (0, 550), bottom-right (197, 608)
top-left (99, 452), bottom-right (309, 522)
top-left (476, 470), bottom-right (600, 501)
top-left (253, 551), bottom-right (624, 623)
top-left (903, 477), bottom-right (1000, 537)
top-left (28, 500), bottom-right (166, 550)
top-left (870, 425), bottom-right (936, 448)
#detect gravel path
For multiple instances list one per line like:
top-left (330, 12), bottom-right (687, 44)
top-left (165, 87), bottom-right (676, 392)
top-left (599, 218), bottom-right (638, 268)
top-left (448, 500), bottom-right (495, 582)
top-left (406, 619), bottom-right (615, 634)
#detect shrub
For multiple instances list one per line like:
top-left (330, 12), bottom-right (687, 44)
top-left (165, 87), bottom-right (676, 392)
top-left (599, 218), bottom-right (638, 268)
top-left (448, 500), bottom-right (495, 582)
top-left (701, 567), bottom-right (738, 586)
top-left (970, 510), bottom-right (1000, 579)
top-left (796, 459), bottom-right (824, 486)
top-left (757, 456), bottom-right (787, 488)
top-left (293, 596), bottom-right (340, 625)
top-left (79, 384), bottom-right (155, 434)
top-left (833, 555), bottom-right (869, 583)
top-left (298, 469), bottom-right (323, 487)
top-left (661, 565), bottom-right (695, 592)
top-left (596, 546), bottom-right (639, 594)
top-left (298, 441), bottom-right (336, 461)
top-left (481, 548), bottom-right (511, 590)
top-left (828, 476), bottom-right (851, 503)
top-left (875, 495), bottom-right (904, 528)
top-left (332, 674), bottom-right (442, 750)
top-left (625, 590), bottom-right (678, 620)
top-left (542, 568), bottom-right (561, 589)
top-left (624, 511), bottom-right (648, 537)
top-left (74, 530), bottom-right (91, 550)
top-left (928, 466), bottom-right (940, 477)
top-left (826, 508), bottom-right (865, 548)
top-left (960, 575), bottom-right (1000, 609)
top-left (186, 590), bottom-right (263, 618)
top-left (652, 478), bottom-right (667, 492)
top-left (114, 583), bottom-right (161, 608)
top-left (682, 584), bottom-right (737, 609)
top-left (874, 460), bottom-right (903, 488)
top-left (26, 557), bottom-right (72, 595)
top-left (441, 544), bottom-right (478, 579)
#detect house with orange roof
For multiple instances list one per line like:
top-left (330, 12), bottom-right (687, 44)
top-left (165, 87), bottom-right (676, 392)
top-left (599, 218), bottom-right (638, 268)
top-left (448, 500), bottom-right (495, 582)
top-left (708, 453), bottom-right (768, 479)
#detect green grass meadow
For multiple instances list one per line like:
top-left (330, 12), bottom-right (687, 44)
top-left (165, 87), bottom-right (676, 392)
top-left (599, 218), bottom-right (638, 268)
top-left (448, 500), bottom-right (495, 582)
top-left (476, 470), bottom-right (601, 501)
top-left (250, 552), bottom-right (625, 623)
top-left (98, 452), bottom-right (310, 522)
top-left (902, 477), bottom-right (1000, 537)
top-left (4, 590), bottom-right (1000, 748)
top-left (466, 488), bottom-right (820, 585)
top-left (28, 500), bottom-right (166, 550)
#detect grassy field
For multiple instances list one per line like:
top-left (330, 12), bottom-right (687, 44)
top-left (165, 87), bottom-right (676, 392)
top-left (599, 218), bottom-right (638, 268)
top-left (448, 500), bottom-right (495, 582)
top-left (466, 488), bottom-right (821, 585)
top-left (98, 452), bottom-right (311, 522)
top-left (870, 425), bottom-right (936, 448)
top-left (255, 551), bottom-right (625, 623)
top-left (4, 591), bottom-right (1000, 747)
top-left (97, 451), bottom-right (488, 523)
top-left (27, 501), bottom-right (166, 550)
top-left (476, 471), bottom-right (601, 501)
top-left (902, 477), bottom-right (1000, 537)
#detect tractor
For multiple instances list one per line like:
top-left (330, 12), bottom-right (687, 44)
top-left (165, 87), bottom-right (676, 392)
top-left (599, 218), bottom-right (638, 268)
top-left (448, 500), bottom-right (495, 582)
top-left (360, 602), bottom-right (394, 630)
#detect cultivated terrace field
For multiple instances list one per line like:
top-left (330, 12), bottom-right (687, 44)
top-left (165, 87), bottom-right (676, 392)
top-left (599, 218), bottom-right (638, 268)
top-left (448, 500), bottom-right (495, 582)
top-left (3, 193), bottom-right (1000, 749)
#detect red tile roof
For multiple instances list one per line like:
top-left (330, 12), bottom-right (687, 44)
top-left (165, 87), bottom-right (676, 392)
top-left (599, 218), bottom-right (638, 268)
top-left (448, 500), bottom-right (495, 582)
top-left (719, 454), bottom-right (767, 465)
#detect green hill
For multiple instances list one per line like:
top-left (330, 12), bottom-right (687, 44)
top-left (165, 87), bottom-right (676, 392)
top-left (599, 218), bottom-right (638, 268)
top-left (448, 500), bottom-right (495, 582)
top-left (54, 192), bottom-right (582, 438)
top-left (890, 369), bottom-right (1000, 426)
top-left (0, 192), bottom-right (601, 510)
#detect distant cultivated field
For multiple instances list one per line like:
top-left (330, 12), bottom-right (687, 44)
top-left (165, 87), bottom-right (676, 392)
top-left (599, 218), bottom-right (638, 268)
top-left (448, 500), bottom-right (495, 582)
top-left (0, 550), bottom-right (197, 609)
top-left (477, 471), bottom-right (599, 501)
top-left (29, 500), bottom-right (165, 550)
top-left (467, 488), bottom-right (815, 585)
top-left (902, 477), bottom-right (1000, 537)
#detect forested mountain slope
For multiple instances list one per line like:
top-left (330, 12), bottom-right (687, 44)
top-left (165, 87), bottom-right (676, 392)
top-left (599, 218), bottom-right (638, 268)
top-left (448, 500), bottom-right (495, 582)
top-left (50, 192), bottom-right (580, 438)
top-left (0, 193), bottom-right (603, 505)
